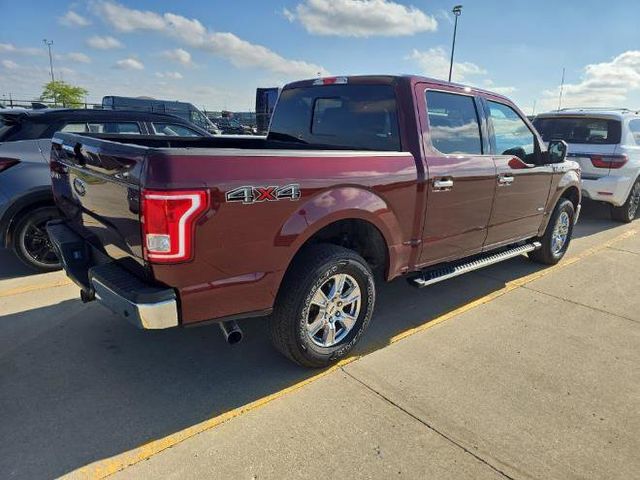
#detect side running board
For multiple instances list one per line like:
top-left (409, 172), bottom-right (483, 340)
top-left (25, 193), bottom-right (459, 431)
top-left (410, 242), bottom-right (541, 288)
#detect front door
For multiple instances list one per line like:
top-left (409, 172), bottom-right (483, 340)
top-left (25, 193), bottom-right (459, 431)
top-left (483, 99), bottom-right (553, 248)
top-left (417, 87), bottom-right (496, 266)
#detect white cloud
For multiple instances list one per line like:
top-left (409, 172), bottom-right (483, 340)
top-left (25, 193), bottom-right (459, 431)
top-left (408, 47), bottom-right (486, 82)
top-left (540, 50), bottom-right (640, 109)
top-left (93, 1), bottom-right (328, 78)
top-left (56, 52), bottom-right (92, 64)
top-left (59, 11), bottom-right (91, 27)
top-left (285, 0), bottom-right (437, 37)
top-left (86, 35), bottom-right (123, 50)
top-left (1, 60), bottom-right (19, 70)
top-left (161, 48), bottom-right (193, 66)
top-left (155, 71), bottom-right (183, 80)
top-left (114, 58), bottom-right (144, 70)
top-left (0, 43), bottom-right (43, 56)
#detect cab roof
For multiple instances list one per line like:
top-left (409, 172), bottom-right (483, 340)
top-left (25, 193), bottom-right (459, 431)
top-left (284, 74), bottom-right (513, 102)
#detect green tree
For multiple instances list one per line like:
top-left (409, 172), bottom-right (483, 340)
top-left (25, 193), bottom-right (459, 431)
top-left (40, 80), bottom-right (88, 107)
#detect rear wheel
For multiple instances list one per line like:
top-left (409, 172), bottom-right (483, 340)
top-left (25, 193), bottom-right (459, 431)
top-left (12, 206), bottom-right (62, 272)
top-left (269, 244), bottom-right (375, 368)
top-left (528, 199), bottom-right (575, 265)
top-left (610, 177), bottom-right (640, 223)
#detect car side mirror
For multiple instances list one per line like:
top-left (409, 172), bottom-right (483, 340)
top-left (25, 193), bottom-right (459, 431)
top-left (548, 139), bottom-right (568, 164)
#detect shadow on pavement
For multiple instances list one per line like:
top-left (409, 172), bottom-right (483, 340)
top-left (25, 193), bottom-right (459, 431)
top-left (0, 271), bottom-right (508, 479)
top-left (0, 248), bottom-right (37, 280)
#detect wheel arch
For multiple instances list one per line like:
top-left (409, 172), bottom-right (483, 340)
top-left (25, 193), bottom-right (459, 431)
top-left (275, 187), bottom-right (407, 283)
top-left (1, 188), bottom-right (57, 248)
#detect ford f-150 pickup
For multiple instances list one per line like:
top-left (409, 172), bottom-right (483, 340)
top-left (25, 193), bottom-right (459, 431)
top-left (47, 75), bottom-right (580, 367)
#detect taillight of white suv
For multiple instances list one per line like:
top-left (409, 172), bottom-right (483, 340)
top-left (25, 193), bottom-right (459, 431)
top-left (589, 154), bottom-right (628, 169)
top-left (141, 189), bottom-right (209, 263)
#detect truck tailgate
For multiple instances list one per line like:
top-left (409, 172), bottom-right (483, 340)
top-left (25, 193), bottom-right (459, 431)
top-left (50, 133), bottom-right (148, 265)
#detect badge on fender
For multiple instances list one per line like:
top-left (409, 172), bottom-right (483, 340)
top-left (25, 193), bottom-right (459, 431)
top-left (226, 184), bottom-right (301, 204)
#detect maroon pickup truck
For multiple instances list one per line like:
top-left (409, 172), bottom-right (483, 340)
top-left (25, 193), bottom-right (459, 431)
top-left (47, 75), bottom-right (580, 367)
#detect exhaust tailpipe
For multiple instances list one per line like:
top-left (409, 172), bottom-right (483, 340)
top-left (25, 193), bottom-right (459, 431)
top-left (219, 320), bottom-right (243, 345)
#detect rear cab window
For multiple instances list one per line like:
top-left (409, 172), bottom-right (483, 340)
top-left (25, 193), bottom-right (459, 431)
top-left (533, 116), bottom-right (622, 144)
top-left (268, 84), bottom-right (400, 151)
top-left (425, 90), bottom-right (482, 155)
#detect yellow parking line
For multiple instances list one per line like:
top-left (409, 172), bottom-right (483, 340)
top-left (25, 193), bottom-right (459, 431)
top-left (70, 227), bottom-right (637, 479)
top-left (0, 278), bottom-right (73, 298)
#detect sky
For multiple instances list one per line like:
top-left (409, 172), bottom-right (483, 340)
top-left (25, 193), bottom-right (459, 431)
top-left (1, 0), bottom-right (639, 113)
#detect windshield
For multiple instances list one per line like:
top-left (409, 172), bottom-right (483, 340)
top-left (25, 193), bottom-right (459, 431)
top-left (533, 116), bottom-right (621, 144)
top-left (268, 84), bottom-right (400, 151)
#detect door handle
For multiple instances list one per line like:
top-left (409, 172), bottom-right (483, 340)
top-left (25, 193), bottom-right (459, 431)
top-left (433, 178), bottom-right (454, 190)
top-left (498, 175), bottom-right (514, 186)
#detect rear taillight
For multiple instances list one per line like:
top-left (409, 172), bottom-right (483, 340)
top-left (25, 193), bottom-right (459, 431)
top-left (590, 154), bottom-right (628, 169)
top-left (141, 189), bottom-right (209, 264)
top-left (0, 157), bottom-right (19, 173)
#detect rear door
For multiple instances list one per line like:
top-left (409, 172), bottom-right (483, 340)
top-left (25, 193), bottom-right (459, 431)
top-left (483, 99), bottom-right (552, 248)
top-left (417, 86), bottom-right (496, 265)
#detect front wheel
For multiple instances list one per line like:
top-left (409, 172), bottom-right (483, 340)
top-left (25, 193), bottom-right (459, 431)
top-left (270, 244), bottom-right (375, 368)
top-left (528, 199), bottom-right (575, 265)
top-left (610, 177), bottom-right (640, 223)
top-left (12, 206), bottom-right (62, 272)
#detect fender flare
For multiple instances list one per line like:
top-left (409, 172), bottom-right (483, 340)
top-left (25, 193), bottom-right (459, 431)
top-left (275, 186), bottom-right (406, 274)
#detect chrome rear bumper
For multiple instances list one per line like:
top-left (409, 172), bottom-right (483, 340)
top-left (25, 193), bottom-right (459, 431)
top-left (47, 220), bottom-right (179, 330)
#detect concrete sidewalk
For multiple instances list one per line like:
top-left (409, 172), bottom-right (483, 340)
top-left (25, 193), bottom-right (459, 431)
top-left (100, 224), bottom-right (640, 479)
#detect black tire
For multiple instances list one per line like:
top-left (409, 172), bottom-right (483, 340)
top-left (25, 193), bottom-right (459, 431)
top-left (269, 244), bottom-right (375, 368)
top-left (11, 206), bottom-right (62, 272)
top-left (528, 199), bottom-right (575, 265)
top-left (610, 177), bottom-right (640, 223)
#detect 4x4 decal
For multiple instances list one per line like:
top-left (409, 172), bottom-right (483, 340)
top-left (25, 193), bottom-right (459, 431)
top-left (226, 184), bottom-right (301, 204)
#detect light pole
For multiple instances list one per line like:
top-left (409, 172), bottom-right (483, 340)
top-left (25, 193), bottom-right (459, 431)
top-left (448, 5), bottom-right (463, 82)
top-left (43, 39), bottom-right (55, 83)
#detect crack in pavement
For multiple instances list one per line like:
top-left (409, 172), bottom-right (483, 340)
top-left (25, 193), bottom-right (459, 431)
top-left (341, 368), bottom-right (518, 480)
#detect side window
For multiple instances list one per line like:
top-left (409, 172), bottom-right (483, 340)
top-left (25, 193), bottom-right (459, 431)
top-left (61, 123), bottom-right (89, 133)
top-left (425, 91), bottom-right (482, 155)
top-left (61, 122), bottom-right (141, 134)
top-left (152, 123), bottom-right (201, 137)
top-left (487, 101), bottom-right (536, 162)
top-left (629, 119), bottom-right (640, 145)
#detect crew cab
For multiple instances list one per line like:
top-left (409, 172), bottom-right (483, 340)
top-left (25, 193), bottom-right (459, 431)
top-left (47, 75), bottom-right (580, 367)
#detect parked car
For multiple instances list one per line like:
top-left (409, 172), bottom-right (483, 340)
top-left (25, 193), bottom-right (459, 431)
top-left (534, 109), bottom-right (640, 222)
top-left (47, 75), bottom-right (579, 367)
top-left (213, 117), bottom-right (251, 135)
top-left (0, 108), bottom-right (211, 271)
top-left (102, 96), bottom-right (221, 135)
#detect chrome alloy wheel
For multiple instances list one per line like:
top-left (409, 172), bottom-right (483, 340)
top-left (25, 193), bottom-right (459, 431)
top-left (551, 211), bottom-right (571, 255)
top-left (306, 273), bottom-right (361, 348)
top-left (628, 181), bottom-right (640, 219)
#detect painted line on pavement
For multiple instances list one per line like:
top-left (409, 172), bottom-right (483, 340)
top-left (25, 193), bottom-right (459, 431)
top-left (67, 227), bottom-right (637, 479)
top-left (0, 278), bottom-right (73, 298)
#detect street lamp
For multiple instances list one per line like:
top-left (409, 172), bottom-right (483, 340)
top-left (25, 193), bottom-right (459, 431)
top-left (42, 39), bottom-right (55, 83)
top-left (448, 5), bottom-right (463, 82)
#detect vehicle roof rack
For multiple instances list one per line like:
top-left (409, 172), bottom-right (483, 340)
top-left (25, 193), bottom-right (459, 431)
top-left (557, 107), bottom-right (640, 114)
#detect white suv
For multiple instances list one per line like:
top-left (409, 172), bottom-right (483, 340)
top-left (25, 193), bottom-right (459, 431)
top-left (534, 109), bottom-right (640, 222)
